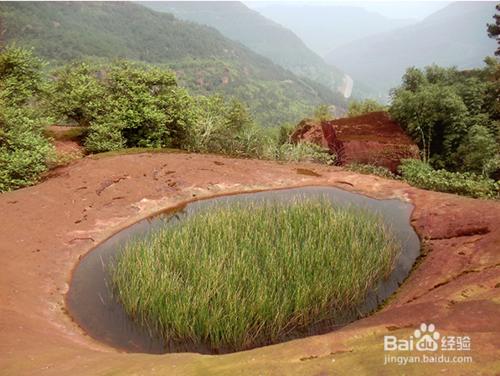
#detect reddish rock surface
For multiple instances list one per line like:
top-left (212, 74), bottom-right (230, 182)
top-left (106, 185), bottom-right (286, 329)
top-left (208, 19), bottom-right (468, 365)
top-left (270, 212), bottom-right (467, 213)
top-left (289, 119), bottom-right (330, 149)
top-left (291, 112), bottom-right (420, 171)
top-left (0, 152), bottom-right (499, 375)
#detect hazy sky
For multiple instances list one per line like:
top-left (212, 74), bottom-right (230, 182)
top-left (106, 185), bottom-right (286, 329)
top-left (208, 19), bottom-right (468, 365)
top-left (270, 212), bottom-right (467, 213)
top-left (245, 1), bottom-right (451, 21)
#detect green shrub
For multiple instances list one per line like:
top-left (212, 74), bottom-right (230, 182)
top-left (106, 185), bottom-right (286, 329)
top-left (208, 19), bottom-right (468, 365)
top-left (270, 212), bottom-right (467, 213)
top-left (0, 105), bottom-right (54, 191)
top-left (47, 62), bottom-right (106, 126)
top-left (347, 99), bottom-right (386, 117)
top-left (0, 46), bottom-right (54, 192)
top-left (183, 95), bottom-right (257, 155)
top-left (111, 198), bottom-right (399, 351)
top-left (48, 61), bottom-right (198, 153)
top-left (277, 123), bottom-right (294, 146)
top-left (345, 163), bottom-right (396, 179)
top-left (83, 117), bottom-right (126, 153)
top-left (399, 159), bottom-right (499, 199)
top-left (313, 104), bottom-right (333, 121)
top-left (232, 125), bottom-right (270, 158)
top-left (266, 142), bottom-right (335, 164)
top-left (0, 45), bottom-right (47, 106)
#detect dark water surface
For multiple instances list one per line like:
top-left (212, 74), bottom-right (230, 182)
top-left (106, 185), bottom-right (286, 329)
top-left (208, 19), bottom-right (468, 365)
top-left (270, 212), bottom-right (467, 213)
top-left (66, 186), bottom-right (420, 354)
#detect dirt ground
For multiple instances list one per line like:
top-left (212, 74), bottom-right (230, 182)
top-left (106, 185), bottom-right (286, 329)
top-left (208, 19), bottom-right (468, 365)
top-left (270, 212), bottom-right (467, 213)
top-left (0, 151), bottom-right (499, 375)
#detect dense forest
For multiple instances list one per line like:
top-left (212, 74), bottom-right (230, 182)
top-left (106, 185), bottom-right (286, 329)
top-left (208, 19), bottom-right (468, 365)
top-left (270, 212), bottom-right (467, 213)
top-left (0, 1), bottom-right (345, 127)
top-left (143, 1), bottom-right (349, 98)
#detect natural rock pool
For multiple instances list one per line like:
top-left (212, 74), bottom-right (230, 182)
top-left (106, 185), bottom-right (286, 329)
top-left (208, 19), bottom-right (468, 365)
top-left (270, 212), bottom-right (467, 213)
top-left (66, 186), bottom-right (420, 354)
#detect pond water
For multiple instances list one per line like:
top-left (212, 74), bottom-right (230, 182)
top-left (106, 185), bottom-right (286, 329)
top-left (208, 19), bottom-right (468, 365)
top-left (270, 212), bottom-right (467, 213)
top-left (66, 186), bottom-right (420, 354)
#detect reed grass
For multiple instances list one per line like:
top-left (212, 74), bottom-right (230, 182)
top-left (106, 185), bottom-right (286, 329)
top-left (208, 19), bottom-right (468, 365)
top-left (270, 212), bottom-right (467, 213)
top-left (111, 198), bottom-right (399, 352)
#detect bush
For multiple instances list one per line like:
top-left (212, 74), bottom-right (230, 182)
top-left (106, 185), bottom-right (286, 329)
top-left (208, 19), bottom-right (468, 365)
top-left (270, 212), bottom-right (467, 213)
top-left (0, 105), bottom-right (55, 191)
top-left (313, 104), bottom-right (333, 121)
top-left (0, 45), bottom-right (47, 106)
top-left (48, 61), bottom-right (267, 156)
top-left (48, 61), bottom-right (197, 153)
top-left (265, 142), bottom-right (335, 164)
top-left (111, 198), bottom-right (399, 351)
top-left (277, 123), bottom-right (294, 146)
top-left (182, 95), bottom-right (256, 155)
top-left (0, 46), bottom-right (54, 192)
top-left (399, 159), bottom-right (499, 199)
top-left (347, 99), bottom-right (386, 117)
top-left (47, 62), bottom-right (106, 126)
top-left (232, 125), bottom-right (271, 158)
top-left (345, 163), bottom-right (396, 179)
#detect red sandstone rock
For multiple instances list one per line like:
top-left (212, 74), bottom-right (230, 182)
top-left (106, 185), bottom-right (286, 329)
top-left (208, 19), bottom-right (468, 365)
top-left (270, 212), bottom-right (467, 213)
top-left (0, 152), bottom-right (498, 375)
top-left (291, 112), bottom-right (420, 171)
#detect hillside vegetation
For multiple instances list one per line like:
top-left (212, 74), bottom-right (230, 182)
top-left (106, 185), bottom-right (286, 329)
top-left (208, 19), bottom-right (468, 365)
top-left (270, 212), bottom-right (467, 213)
top-left (142, 1), bottom-right (348, 98)
top-left (0, 45), bottom-right (334, 192)
top-left (1, 2), bottom-right (498, 200)
top-left (0, 1), bottom-right (343, 126)
top-left (390, 61), bottom-right (499, 175)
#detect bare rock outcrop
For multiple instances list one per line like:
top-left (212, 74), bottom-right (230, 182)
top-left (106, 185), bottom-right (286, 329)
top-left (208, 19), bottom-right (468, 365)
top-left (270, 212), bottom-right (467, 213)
top-left (291, 111), bottom-right (420, 172)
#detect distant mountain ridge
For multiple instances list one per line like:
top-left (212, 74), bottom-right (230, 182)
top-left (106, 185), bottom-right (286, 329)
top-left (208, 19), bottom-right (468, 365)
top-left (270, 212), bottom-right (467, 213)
top-left (247, 2), bottom-right (416, 56)
top-left (141, 1), bottom-right (350, 97)
top-left (0, 1), bottom-right (345, 126)
top-left (324, 1), bottom-right (498, 98)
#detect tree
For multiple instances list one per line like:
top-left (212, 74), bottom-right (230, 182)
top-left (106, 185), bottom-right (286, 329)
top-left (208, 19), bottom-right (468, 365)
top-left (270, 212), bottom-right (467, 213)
top-left (391, 64), bottom-right (500, 177)
top-left (390, 84), bottom-right (468, 167)
top-left (457, 125), bottom-right (498, 175)
top-left (400, 66), bottom-right (427, 92)
top-left (482, 57), bottom-right (500, 120)
top-left (487, 3), bottom-right (500, 56)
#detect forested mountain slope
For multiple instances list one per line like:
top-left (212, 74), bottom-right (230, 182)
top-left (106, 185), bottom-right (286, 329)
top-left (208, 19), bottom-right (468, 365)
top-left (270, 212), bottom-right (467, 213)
top-left (0, 1), bottom-right (344, 126)
top-left (141, 1), bottom-right (350, 98)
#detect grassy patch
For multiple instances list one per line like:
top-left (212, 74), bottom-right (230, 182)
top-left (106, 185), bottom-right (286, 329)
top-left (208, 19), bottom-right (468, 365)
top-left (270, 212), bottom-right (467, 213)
top-left (111, 198), bottom-right (400, 352)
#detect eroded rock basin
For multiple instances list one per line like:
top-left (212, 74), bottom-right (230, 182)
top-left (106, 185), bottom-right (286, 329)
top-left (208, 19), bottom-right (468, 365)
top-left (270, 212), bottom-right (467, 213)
top-left (0, 152), bottom-right (499, 375)
top-left (66, 187), bottom-right (420, 354)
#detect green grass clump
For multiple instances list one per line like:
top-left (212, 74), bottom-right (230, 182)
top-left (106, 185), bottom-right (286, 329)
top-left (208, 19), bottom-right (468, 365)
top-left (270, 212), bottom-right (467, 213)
top-left (111, 198), bottom-right (400, 352)
top-left (345, 163), bottom-right (397, 179)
